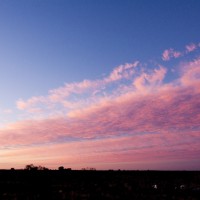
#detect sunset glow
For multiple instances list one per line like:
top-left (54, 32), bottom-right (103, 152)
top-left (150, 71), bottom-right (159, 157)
top-left (0, 1), bottom-right (200, 170)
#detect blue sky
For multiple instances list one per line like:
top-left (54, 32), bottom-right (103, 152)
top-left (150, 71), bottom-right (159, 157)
top-left (1, 0), bottom-right (199, 98)
top-left (0, 0), bottom-right (200, 169)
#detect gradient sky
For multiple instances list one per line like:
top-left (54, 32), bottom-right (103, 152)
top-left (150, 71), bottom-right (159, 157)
top-left (0, 0), bottom-right (200, 170)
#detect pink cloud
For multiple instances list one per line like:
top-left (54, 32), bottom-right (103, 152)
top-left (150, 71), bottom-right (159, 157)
top-left (180, 57), bottom-right (200, 88)
top-left (106, 61), bottom-right (139, 82)
top-left (8, 59), bottom-right (200, 145)
top-left (185, 43), bottom-right (197, 53)
top-left (2, 55), bottom-right (200, 169)
top-left (162, 48), bottom-right (182, 61)
top-left (16, 61), bottom-right (139, 114)
top-left (17, 96), bottom-right (47, 110)
top-left (162, 42), bottom-right (200, 61)
top-left (162, 49), bottom-right (171, 61)
top-left (1, 63), bottom-right (200, 169)
top-left (133, 66), bottom-right (167, 91)
top-left (1, 129), bottom-right (199, 169)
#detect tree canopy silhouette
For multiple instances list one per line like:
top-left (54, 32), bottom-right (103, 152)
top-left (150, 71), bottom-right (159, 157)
top-left (25, 164), bottom-right (48, 170)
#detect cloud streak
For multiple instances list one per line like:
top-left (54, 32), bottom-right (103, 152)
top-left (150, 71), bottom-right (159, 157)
top-left (1, 44), bottom-right (200, 170)
top-left (186, 43), bottom-right (197, 53)
top-left (162, 48), bottom-right (182, 61)
top-left (162, 41), bottom-right (200, 61)
top-left (16, 61), bottom-right (139, 115)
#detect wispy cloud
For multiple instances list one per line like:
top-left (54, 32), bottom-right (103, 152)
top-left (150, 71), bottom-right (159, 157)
top-left (1, 43), bottom-right (200, 169)
top-left (133, 66), bottom-right (167, 91)
top-left (162, 41), bottom-right (199, 61)
top-left (16, 61), bottom-right (139, 115)
top-left (185, 43), bottom-right (197, 53)
top-left (105, 62), bottom-right (139, 82)
top-left (162, 48), bottom-right (182, 61)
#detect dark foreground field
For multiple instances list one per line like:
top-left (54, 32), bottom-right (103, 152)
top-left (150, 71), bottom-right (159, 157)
top-left (0, 170), bottom-right (200, 200)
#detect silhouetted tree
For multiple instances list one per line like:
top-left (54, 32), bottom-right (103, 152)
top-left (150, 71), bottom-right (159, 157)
top-left (38, 165), bottom-right (49, 170)
top-left (25, 164), bottom-right (48, 170)
top-left (58, 166), bottom-right (64, 170)
top-left (25, 164), bottom-right (37, 170)
top-left (81, 167), bottom-right (96, 171)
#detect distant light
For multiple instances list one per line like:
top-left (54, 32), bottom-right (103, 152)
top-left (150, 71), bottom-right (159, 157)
top-left (180, 185), bottom-right (185, 189)
top-left (152, 184), bottom-right (158, 189)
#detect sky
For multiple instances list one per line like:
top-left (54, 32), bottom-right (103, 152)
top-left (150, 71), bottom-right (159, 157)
top-left (0, 0), bottom-right (200, 170)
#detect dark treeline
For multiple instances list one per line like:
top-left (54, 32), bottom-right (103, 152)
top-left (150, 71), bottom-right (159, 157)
top-left (0, 169), bottom-right (200, 199)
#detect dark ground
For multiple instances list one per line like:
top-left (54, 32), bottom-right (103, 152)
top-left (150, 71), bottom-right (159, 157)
top-left (0, 170), bottom-right (200, 200)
